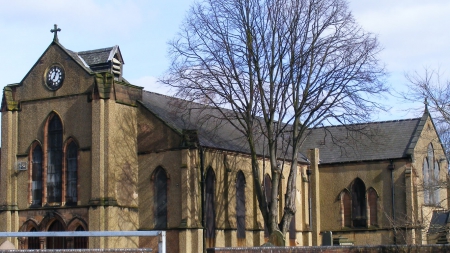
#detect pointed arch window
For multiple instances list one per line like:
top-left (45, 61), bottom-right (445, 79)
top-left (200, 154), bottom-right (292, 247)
top-left (423, 143), bottom-right (441, 206)
top-left (31, 145), bottom-right (43, 206)
top-left (423, 158), bottom-right (430, 205)
top-left (47, 115), bottom-right (63, 203)
top-left (263, 174), bottom-right (272, 238)
top-left (66, 141), bottom-right (78, 205)
top-left (205, 168), bottom-right (216, 247)
top-left (427, 143), bottom-right (434, 205)
top-left (351, 178), bottom-right (366, 228)
top-left (154, 167), bottom-right (167, 229)
top-left (434, 161), bottom-right (440, 205)
top-left (236, 171), bottom-right (246, 243)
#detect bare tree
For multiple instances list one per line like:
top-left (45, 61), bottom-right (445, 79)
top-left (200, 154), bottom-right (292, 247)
top-left (162, 0), bottom-right (387, 242)
top-left (405, 69), bottom-right (450, 159)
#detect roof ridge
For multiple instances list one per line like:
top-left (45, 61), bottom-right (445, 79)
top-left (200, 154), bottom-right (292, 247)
top-left (142, 90), bottom-right (221, 109)
top-left (77, 46), bottom-right (115, 55)
top-left (309, 117), bottom-right (422, 130)
top-left (143, 90), bottom-right (422, 129)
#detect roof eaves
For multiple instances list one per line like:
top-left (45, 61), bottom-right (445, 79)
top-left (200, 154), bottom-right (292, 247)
top-left (199, 145), bottom-right (311, 165)
top-left (53, 41), bottom-right (93, 74)
top-left (107, 45), bottom-right (123, 63)
top-left (319, 155), bottom-right (411, 165)
top-left (18, 41), bottom-right (55, 85)
top-left (404, 114), bottom-right (426, 157)
top-left (6, 83), bottom-right (20, 88)
top-left (76, 53), bottom-right (90, 69)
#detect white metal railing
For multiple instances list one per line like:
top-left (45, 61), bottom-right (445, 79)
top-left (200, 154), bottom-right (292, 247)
top-left (0, 231), bottom-right (166, 253)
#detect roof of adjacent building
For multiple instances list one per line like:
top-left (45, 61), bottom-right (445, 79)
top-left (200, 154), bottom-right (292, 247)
top-left (299, 116), bottom-right (426, 164)
top-left (139, 91), bottom-right (309, 163)
top-left (77, 45), bottom-right (123, 66)
top-left (428, 211), bottom-right (450, 234)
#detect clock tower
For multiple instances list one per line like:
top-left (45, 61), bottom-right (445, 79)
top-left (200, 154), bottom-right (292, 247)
top-left (0, 25), bottom-right (141, 249)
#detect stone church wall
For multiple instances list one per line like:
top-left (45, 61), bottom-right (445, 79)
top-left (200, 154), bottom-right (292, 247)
top-left (18, 45), bottom-right (93, 101)
top-left (317, 154), bottom-right (420, 246)
top-left (412, 116), bottom-right (448, 244)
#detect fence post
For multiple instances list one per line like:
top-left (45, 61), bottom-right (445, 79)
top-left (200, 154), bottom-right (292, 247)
top-left (158, 231), bottom-right (166, 253)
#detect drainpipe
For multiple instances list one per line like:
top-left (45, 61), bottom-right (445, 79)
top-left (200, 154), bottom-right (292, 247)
top-left (388, 160), bottom-right (396, 244)
top-left (199, 146), bottom-right (206, 252)
top-left (306, 166), bottom-right (312, 230)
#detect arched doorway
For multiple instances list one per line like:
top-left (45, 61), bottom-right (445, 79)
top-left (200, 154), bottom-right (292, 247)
top-left (46, 220), bottom-right (66, 249)
top-left (73, 225), bottom-right (88, 249)
top-left (27, 227), bottom-right (40, 249)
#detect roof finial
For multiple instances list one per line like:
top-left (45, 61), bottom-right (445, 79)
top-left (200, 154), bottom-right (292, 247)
top-left (50, 24), bottom-right (61, 42)
top-left (424, 97), bottom-right (429, 112)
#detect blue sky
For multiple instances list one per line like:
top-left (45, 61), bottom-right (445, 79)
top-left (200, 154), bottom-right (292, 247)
top-left (2, 0), bottom-right (450, 121)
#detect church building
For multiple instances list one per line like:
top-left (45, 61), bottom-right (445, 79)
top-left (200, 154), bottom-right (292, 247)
top-left (0, 28), bottom-right (315, 252)
top-left (0, 28), bottom-right (448, 252)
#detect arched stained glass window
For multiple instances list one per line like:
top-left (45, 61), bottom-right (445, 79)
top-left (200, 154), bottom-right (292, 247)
top-left (434, 160), bottom-right (440, 205)
top-left (154, 167), bottom-right (167, 229)
top-left (423, 143), bottom-right (441, 206)
top-left (236, 171), bottom-right (246, 241)
top-left (31, 145), bottom-right (43, 206)
top-left (351, 178), bottom-right (366, 228)
top-left (47, 115), bottom-right (63, 203)
top-left (205, 168), bottom-right (216, 247)
top-left (423, 158), bottom-right (430, 205)
top-left (263, 174), bottom-right (272, 238)
top-left (66, 141), bottom-right (78, 204)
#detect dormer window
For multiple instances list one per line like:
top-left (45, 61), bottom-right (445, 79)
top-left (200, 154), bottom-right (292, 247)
top-left (77, 45), bottom-right (124, 82)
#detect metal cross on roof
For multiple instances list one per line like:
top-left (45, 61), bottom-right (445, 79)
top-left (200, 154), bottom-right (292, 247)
top-left (50, 24), bottom-right (61, 42)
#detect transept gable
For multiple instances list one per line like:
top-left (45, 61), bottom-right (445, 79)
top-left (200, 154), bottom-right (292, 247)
top-left (409, 107), bottom-right (448, 165)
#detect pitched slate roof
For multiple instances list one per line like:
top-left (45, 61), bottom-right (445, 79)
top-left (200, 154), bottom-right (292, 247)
top-left (77, 45), bottom-right (123, 66)
top-left (139, 91), bottom-right (309, 163)
top-left (428, 211), bottom-right (450, 234)
top-left (299, 117), bottom-right (423, 164)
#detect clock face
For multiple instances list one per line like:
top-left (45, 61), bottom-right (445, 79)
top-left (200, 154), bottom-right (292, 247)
top-left (46, 65), bottom-right (64, 90)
